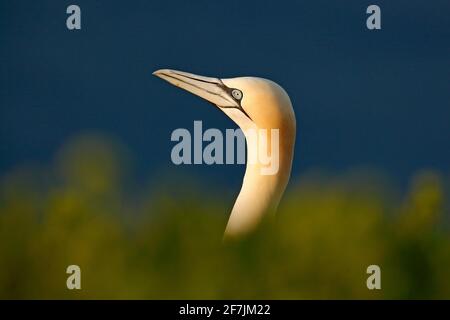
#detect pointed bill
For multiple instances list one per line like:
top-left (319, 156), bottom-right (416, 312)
top-left (153, 69), bottom-right (239, 108)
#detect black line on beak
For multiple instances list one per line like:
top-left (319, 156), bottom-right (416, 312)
top-left (158, 70), bottom-right (253, 121)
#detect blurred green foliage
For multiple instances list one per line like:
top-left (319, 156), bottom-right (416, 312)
top-left (0, 135), bottom-right (449, 299)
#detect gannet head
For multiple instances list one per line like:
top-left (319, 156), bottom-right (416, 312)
top-left (152, 69), bottom-right (296, 135)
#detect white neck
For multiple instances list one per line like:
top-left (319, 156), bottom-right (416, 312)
top-left (224, 123), bottom-right (295, 238)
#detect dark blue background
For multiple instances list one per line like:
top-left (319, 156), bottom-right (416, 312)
top-left (1, 0), bottom-right (449, 189)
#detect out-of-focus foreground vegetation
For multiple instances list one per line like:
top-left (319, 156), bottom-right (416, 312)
top-left (0, 135), bottom-right (449, 299)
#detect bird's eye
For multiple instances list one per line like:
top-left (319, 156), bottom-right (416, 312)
top-left (231, 89), bottom-right (242, 100)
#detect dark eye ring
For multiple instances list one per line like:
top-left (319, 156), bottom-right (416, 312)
top-left (231, 89), bottom-right (242, 100)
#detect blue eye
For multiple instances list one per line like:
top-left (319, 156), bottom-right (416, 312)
top-left (232, 89), bottom-right (242, 100)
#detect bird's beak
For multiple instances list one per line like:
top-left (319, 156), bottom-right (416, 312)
top-left (153, 69), bottom-right (244, 113)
